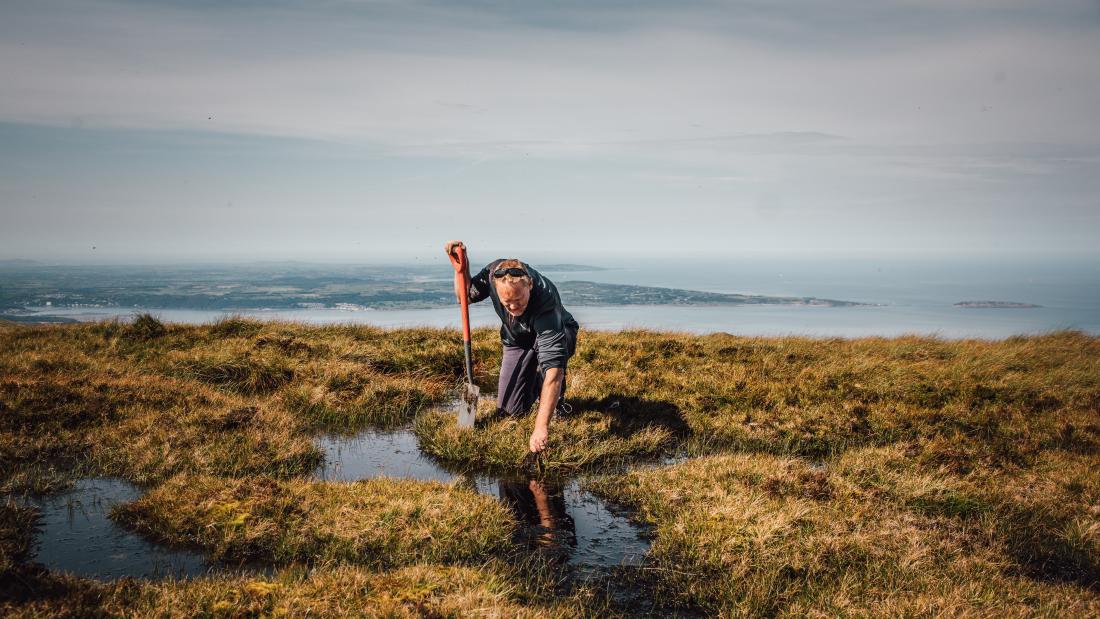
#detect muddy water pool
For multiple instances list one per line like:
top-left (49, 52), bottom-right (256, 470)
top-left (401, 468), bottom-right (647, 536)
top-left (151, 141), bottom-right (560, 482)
top-left (314, 429), bottom-right (650, 575)
top-left (21, 427), bottom-right (649, 581)
top-left (23, 478), bottom-right (210, 579)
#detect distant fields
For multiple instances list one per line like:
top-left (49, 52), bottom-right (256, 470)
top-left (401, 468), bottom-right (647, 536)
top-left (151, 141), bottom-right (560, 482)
top-left (0, 262), bottom-right (857, 317)
top-left (2, 317), bottom-right (1098, 616)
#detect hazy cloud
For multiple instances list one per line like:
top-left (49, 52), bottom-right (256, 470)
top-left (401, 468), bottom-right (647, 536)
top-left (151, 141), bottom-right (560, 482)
top-left (1, 0), bottom-right (1097, 258)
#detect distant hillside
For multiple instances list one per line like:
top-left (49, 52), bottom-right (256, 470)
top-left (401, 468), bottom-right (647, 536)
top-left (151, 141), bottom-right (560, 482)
top-left (559, 280), bottom-right (861, 307)
top-left (0, 262), bottom-right (862, 312)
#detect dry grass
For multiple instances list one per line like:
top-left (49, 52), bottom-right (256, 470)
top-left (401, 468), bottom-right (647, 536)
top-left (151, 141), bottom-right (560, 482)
top-left (415, 401), bottom-right (673, 477)
top-left (0, 366), bottom-right (321, 490)
top-left (104, 563), bottom-right (600, 618)
top-left (570, 329), bottom-right (1099, 459)
top-left (0, 317), bottom-right (496, 493)
top-left (2, 318), bottom-right (1099, 616)
top-left (2, 563), bottom-right (606, 618)
top-left (835, 445), bottom-right (1100, 584)
top-left (111, 473), bottom-right (515, 567)
top-left (588, 451), bottom-right (1100, 617)
top-left (0, 500), bottom-right (36, 575)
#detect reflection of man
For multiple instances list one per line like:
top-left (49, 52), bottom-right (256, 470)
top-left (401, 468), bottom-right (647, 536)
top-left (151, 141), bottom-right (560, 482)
top-left (444, 241), bottom-right (579, 453)
top-left (497, 479), bottom-right (577, 550)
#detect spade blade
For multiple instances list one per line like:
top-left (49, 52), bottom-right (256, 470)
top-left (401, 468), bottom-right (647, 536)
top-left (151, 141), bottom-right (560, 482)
top-left (456, 383), bottom-right (479, 428)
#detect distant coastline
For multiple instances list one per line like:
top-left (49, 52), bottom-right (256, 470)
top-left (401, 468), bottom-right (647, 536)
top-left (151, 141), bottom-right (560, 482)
top-left (3, 259), bottom-right (1095, 339)
top-left (559, 281), bottom-right (860, 307)
top-left (0, 262), bottom-right (863, 315)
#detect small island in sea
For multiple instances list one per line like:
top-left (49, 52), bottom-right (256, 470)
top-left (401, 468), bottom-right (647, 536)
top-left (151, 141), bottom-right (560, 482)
top-left (954, 301), bottom-right (1041, 309)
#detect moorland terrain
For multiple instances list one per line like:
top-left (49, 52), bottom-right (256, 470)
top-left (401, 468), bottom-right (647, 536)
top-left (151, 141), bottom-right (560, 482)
top-left (1, 317), bottom-right (1098, 616)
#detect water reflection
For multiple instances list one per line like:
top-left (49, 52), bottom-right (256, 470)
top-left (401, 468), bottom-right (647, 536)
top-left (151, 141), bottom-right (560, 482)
top-left (312, 430), bottom-right (648, 573)
top-left (496, 479), bottom-right (577, 555)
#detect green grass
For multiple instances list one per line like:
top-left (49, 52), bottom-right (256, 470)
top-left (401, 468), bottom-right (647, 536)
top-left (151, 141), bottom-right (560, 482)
top-left (111, 473), bottom-right (515, 567)
top-left (2, 318), bottom-right (1099, 616)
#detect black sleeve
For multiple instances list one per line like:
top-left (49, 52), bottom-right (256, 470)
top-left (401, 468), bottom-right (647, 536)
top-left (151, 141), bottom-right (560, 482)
top-left (468, 264), bottom-right (491, 304)
top-left (533, 307), bottom-right (570, 372)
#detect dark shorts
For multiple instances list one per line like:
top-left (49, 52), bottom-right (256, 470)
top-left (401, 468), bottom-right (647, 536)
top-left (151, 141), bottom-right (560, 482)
top-left (497, 324), bottom-right (578, 415)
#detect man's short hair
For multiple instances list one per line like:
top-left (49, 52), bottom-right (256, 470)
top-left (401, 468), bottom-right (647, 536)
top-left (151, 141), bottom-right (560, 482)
top-left (493, 259), bottom-right (532, 288)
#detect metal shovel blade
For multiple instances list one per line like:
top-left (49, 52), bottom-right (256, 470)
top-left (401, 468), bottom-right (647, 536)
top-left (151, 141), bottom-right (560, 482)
top-left (456, 382), bottom-right (479, 428)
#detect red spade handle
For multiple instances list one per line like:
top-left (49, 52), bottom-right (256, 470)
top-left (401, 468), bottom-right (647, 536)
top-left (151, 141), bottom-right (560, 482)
top-left (448, 245), bottom-right (472, 345)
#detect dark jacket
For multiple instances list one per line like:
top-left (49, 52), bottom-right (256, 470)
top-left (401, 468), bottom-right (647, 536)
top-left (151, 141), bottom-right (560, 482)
top-left (468, 259), bottom-right (579, 371)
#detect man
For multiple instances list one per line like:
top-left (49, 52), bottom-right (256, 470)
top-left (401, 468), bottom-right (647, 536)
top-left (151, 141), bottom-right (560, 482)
top-left (444, 241), bottom-right (579, 453)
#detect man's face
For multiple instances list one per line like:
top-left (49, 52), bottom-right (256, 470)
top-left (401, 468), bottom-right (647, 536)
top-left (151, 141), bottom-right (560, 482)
top-left (497, 280), bottom-right (531, 317)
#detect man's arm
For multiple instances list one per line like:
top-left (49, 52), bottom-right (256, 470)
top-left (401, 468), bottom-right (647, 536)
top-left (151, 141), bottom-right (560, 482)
top-left (466, 265), bottom-right (491, 303)
top-left (444, 240), bottom-right (491, 303)
top-left (527, 304), bottom-right (572, 453)
top-left (528, 367), bottom-right (562, 453)
top-left (452, 266), bottom-right (489, 301)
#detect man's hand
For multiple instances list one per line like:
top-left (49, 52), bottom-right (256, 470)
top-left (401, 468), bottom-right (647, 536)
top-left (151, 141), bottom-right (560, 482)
top-left (529, 424), bottom-right (549, 453)
top-left (444, 240), bottom-right (465, 257)
top-left (529, 367), bottom-right (563, 453)
top-left (445, 240), bottom-right (466, 302)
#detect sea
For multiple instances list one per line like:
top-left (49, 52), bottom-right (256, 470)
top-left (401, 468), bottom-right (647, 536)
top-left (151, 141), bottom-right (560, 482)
top-left (14, 254), bottom-right (1100, 339)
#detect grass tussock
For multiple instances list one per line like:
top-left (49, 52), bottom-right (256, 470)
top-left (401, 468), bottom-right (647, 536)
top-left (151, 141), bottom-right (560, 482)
top-left (126, 313), bottom-right (168, 341)
top-left (280, 361), bottom-right (447, 431)
top-left (589, 452), bottom-right (1100, 617)
top-left (172, 345), bottom-right (296, 395)
top-left (415, 402), bottom-right (673, 476)
top-left (111, 474), bottom-right (515, 567)
top-left (209, 316), bottom-right (266, 339)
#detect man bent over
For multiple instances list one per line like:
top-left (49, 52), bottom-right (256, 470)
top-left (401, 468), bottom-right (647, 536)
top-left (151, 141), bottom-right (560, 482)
top-left (444, 241), bottom-right (579, 453)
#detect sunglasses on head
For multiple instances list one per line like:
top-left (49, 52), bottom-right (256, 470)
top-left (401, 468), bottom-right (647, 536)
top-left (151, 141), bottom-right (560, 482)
top-left (492, 267), bottom-right (529, 278)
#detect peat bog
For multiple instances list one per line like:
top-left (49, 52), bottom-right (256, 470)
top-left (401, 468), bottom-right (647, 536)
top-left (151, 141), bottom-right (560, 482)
top-left (2, 316), bottom-right (1099, 616)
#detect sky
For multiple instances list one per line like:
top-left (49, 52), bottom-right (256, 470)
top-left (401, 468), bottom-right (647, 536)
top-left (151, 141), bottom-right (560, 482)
top-left (1, 0), bottom-right (1098, 262)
